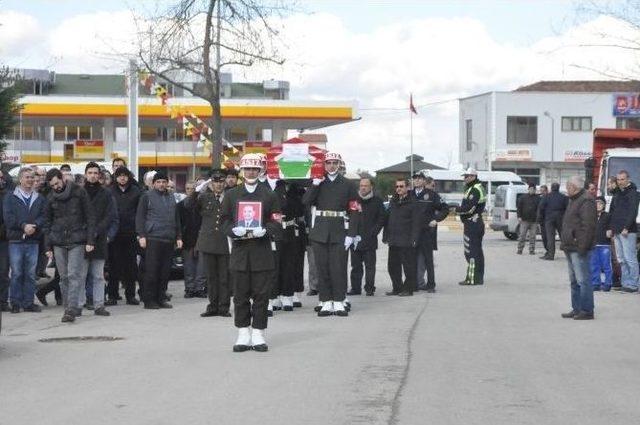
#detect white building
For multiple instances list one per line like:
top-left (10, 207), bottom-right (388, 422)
top-left (458, 81), bottom-right (640, 185)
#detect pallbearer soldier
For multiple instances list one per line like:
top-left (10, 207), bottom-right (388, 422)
top-left (454, 168), bottom-right (486, 286)
top-left (221, 153), bottom-right (282, 352)
top-left (303, 152), bottom-right (360, 317)
top-left (196, 169), bottom-right (231, 318)
top-left (278, 181), bottom-right (307, 310)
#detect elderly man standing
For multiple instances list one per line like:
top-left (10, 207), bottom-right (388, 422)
top-left (43, 168), bottom-right (95, 323)
top-left (608, 170), bottom-right (640, 293)
top-left (560, 176), bottom-right (597, 320)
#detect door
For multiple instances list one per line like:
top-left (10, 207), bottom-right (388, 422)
top-left (64, 144), bottom-right (74, 160)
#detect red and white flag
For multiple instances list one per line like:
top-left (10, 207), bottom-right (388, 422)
top-left (409, 93), bottom-right (418, 114)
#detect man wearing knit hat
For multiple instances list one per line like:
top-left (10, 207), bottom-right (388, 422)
top-left (135, 171), bottom-right (183, 309)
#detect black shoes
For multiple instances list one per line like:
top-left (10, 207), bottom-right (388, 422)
top-left (233, 344), bottom-right (252, 352)
top-left (94, 307), bottom-right (110, 316)
top-left (218, 311), bottom-right (231, 317)
top-left (307, 289), bottom-right (318, 296)
top-left (346, 290), bottom-right (361, 296)
top-left (184, 291), bottom-right (195, 299)
top-left (0, 303), bottom-right (9, 312)
top-left (283, 305), bottom-right (293, 312)
top-left (426, 288), bottom-right (436, 293)
top-left (620, 286), bottom-right (639, 293)
top-left (385, 291), bottom-right (399, 296)
top-left (158, 301), bottom-right (173, 309)
top-left (573, 311), bottom-right (594, 320)
top-left (126, 298), bottom-right (140, 306)
top-left (459, 280), bottom-right (483, 286)
top-left (61, 309), bottom-right (75, 323)
top-left (365, 291), bottom-right (374, 296)
top-left (561, 310), bottom-right (577, 318)
top-left (201, 309), bottom-right (218, 317)
top-left (144, 302), bottom-right (160, 310)
top-left (105, 298), bottom-right (118, 306)
top-left (398, 291), bottom-right (413, 297)
top-left (317, 310), bottom-right (333, 317)
top-left (252, 344), bottom-right (268, 352)
top-left (11, 304), bottom-right (20, 314)
top-left (36, 290), bottom-right (48, 306)
top-left (540, 255), bottom-right (554, 260)
top-left (23, 304), bottom-right (42, 313)
top-left (195, 290), bottom-right (208, 298)
top-left (292, 300), bottom-right (302, 308)
top-left (517, 250), bottom-right (523, 255)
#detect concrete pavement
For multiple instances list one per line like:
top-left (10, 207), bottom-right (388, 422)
top-left (1, 232), bottom-right (640, 425)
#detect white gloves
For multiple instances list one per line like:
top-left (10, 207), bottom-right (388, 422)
top-left (252, 227), bottom-right (267, 237)
top-left (353, 235), bottom-right (361, 250)
top-left (312, 177), bottom-right (324, 186)
top-left (344, 236), bottom-right (354, 250)
top-left (232, 227), bottom-right (247, 237)
top-left (195, 178), bottom-right (210, 193)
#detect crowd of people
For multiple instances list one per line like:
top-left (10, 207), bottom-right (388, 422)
top-left (516, 170), bottom-right (640, 320)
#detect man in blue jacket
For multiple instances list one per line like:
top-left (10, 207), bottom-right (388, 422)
top-left (3, 167), bottom-right (47, 313)
top-left (608, 170), bottom-right (640, 292)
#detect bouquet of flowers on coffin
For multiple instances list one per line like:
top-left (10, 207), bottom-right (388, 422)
top-left (231, 201), bottom-right (267, 239)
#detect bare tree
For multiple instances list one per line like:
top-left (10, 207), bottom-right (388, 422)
top-left (135, 0), bottom-right (292, 167)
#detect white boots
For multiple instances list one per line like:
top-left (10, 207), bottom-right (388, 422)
top-left (251, 328), bottom-right (268, 352)
top-left (292, 293), bottom-right (302, 308)
top-left (318, 301), bottom-right (334, 317)
top-left (281, 296), bottom-right (293, 311)
top-left (233, 327), bottom-right (268, 352)
top-left (334, 301), bottom-right (348, 317)
top-left (233, 327), bottom-right (252, 352)
top-left (272, 297), bottom-right (282, 311)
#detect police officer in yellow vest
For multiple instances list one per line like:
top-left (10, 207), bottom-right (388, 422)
top-left (454, 168), bottom-right (486, 285)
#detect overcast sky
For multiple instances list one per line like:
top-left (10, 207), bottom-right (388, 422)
top-left (1, 0), bottom-right (638, 172)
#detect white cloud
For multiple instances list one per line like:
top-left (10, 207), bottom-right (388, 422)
top-left (0, 11), bottom-right (43, 62)
top-left (3, 9), bottom-right (640, 173)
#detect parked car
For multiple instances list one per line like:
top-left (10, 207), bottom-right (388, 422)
top-left (490, 184), bottom-right (530, 240)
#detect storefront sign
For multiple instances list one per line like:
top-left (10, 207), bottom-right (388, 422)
top-left (74, 140), bottom-right (104, 159)
top-left (613, 93), bottom-right (640, 116)
top-left (494, 149), bottom-right (532, 161)
top-left (564, 150), bottom-right (592, 162)
top-left (243, 141), bottom-right (272, 154)
top-left (0, 150), bottom-right (21, 163)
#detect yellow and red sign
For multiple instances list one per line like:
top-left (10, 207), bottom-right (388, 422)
top-left (75, 140), bottom-right (104, 159)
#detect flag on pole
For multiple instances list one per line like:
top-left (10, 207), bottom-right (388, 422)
top-left (409, 94), bottom-right (418, 114)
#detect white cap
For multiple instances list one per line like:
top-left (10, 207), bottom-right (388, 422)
top-left (239, 153), bottom-right (264, 170)
top-left (325, 152), bottom-right (342, 162)
top-left (461, 167), bottom-right (478, 176)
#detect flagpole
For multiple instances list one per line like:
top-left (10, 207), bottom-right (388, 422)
top-left (410, 97), bottom-right (414, 181)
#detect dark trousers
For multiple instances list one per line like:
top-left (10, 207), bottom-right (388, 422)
top-left (280, 238), bottom-right (305, 296)
top-left (142, 239), bottom-right (173, 304)
top-left (417, 243), bottom-right (436, 290)
top-left (540, 221), bottom-right (548, 253)
top-left (463, 219), bottom-right (485, 284)
top-left (388, 246), bottom-right (417, 293)
top-left (233, 269), bottom-right (271, 329)
top-left (544, 216), bottom-right (562, 259)
top-left (312, 241), bottom-right (348, 302)
top-left (107, 235), bottom-right (139, 300)
top-left (0, 241), bottom-right (9, 306)
top-left (36, 239), bottom-right (48, 276)
top-left (269, 248), bottom-right (281, 299)
top-left (202, 253), bottom-right (230, 313)
top-left (350, 249), bottom-right (377, 293)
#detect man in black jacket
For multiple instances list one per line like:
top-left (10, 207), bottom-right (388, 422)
top-left (136, 171), bottom-right (183, 309)
top-left (560, 176), bottom-right (596, 320)
top-left (43, 168), bottom-right (96, 323)
top-left (196, 169), bottom-right (231, 317)
top-left (516, 183), bottom-right (540, 255)
top-left (538, 182), bottom-right (568, 260)
top-left (383, 178), bottom-right (421, 296)
top-left (348, 177), bottom-right (385, 296)
top-left (81, 162), bottom-right (118, 316)
top-left (416, 176), bottom-right (449, 292)
top-left (178, 181), bottom-right (206, 298)
top-left (221, 154), bottom-right (281, 352)
top-left (0, 169), bottom-right (14, 312)
top-left (607, 170), bottom-right (639, 292)
top-left (302, 151), bottom-right (361, 317)
top-left (107, 167), bottom-right (142, 305)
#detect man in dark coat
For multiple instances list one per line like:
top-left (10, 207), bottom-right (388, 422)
top-left (43, 168), bottom-right (96, 323)
top-left (302, 152), bottom-right (360, 317)
top-left (607, 169), bottom-right (640, 292)
top-left (107, 167), bottom-right (142, 305)
top-left (220, 154), bottom-right (281, 352)
top-left (517, 183), bottom-right (540, 255)
top-left (278, 181), bottom-right (307, 309)
top-left (560, 176), bottom-right (597, 320)
top-left (81, 162), bottom-right (118, 316)
top-left (178, 181), bottom-right (206, 298)
top-left (416, 175), bottom-right (449, 292)
top-left (0, 169), bottom-right (15, 312)
top-left (383, 178), bottom-right (421, 296)
top-left (196, 169), bottom-right (231, 317)
top-left (348, 177), bottom-right (385, 296)
top-left (538, 182), bottom-right (568, 260)
top-left (136, 171), bottom-right (183, 309)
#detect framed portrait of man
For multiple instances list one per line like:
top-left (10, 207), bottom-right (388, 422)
top-left (236, 201), bottom-right (262, 229)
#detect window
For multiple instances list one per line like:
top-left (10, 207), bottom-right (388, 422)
top-left (140, 127), bottom-right (158, 142)
top-left (465, 119), bottom-right (473, 151)
top-left (78, 126), bottom-right (91, 139)
top-left (506, 116), bottom-right (537, 144)
top-left (66, 126), bottom-right (77, 141)
top-left (616, 118), bottom-right (640, 129)
top-left (54, 126), bottom-right (66, 141)
top-left (561, 116), bottom-right (592, 132)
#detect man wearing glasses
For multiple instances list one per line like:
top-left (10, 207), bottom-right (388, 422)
top-left (607, 170), bottom-right (639, 293)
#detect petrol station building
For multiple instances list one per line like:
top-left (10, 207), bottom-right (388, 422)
top-left (3, 69), bottom-right (357, 189)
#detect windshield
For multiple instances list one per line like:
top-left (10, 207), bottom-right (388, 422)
top-left (608, 157), bottom-right (640, 190)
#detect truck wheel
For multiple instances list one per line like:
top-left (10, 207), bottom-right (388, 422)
top-left (504, 231), bottom-right (518, 240)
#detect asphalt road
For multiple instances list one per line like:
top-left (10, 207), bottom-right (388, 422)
top-left (2, 231), bottom-right (640, 425)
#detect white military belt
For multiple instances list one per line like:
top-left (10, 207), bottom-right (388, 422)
top-left (282, 219), bottom-right (297, 228)
top-left (314, 210), bottom-right (346, 218)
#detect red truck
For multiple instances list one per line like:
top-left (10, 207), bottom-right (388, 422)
top-left (585, 128), bottom-right (640, 196)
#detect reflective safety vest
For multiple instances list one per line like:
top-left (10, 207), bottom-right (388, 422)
top-left (464, 182), bottom-right (486, 204)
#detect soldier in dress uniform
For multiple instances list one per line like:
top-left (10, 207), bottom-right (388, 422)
top-left (220, 153), bottom-right (282, 352)
top-left (302, 152), bottom-right (360, 317)
top-left (454, 168), bottom-right (487, 286)
top-left (196, 169), bottom-right (231, 318)
top-left (278, 181), bottom-right (307, 310)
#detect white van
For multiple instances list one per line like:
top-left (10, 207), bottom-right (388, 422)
top-left (490, 184), bottom-right (530, 240)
